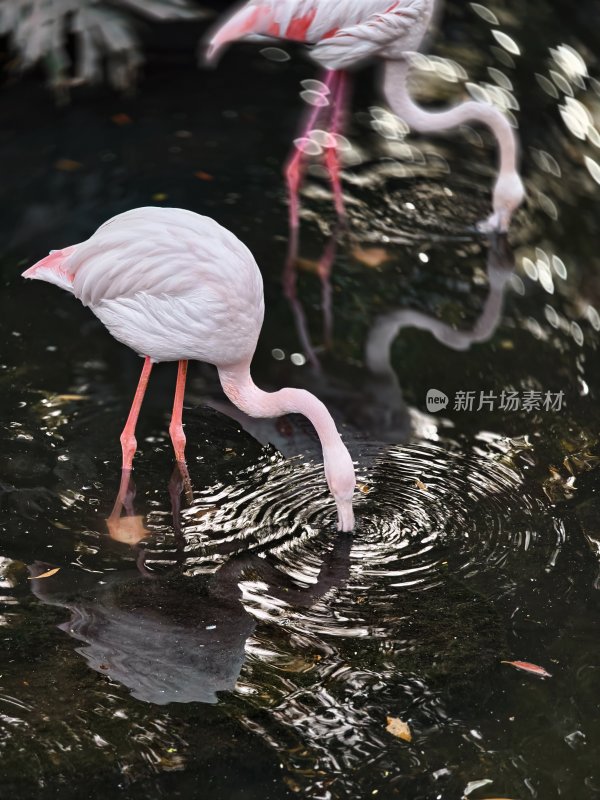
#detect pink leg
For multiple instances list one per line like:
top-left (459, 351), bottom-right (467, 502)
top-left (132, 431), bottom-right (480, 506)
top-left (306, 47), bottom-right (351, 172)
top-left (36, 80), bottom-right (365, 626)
top-left (324, 70), bottom-right (350, 222)
top-left (120, 356), bottom-right (153, 471)
top-left (169, 360), bottom-right (188, 463)
top-left (285, 69), bottom-right (340, 231)
top-left (316, 229), bottom-right (341, 348)
top-left (169, 361), bottom-right (194, 501)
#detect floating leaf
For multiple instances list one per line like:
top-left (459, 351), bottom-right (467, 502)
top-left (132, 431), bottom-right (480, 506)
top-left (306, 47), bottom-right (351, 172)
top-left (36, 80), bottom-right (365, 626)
top-left (352, 245), bottom-right (393, 269)
top-left (54, 394), bottom-right (89, 402)
top-left (194, 170), bottom-right (214, 181)
top-left (107, 515), bottom-right (149, 545)
top-left (501, 660), bottom-right (552, 678)
top-left (28, 567), bottom-right (60, 580)
top-left (358, 483), bottom-right (371, 495)
top-left (55, 158), bottom-right (82, 172)
top-left (152, 193), bottom-right (168, 202)
top-left (415, 479), bottom-right (428, 492)
top-left (464, 779), bottom-right (493, 797)
top-left (111, 112), bottom-right (132, 126)
top-left (385, 717), bottom-right (412, 742)
top-left (295, 257), bottom-right (320, 275)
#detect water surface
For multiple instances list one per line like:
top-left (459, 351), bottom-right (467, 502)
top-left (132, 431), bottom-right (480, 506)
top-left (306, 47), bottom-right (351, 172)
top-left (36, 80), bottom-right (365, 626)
top-left (1, 2), bottom-right (600, 798)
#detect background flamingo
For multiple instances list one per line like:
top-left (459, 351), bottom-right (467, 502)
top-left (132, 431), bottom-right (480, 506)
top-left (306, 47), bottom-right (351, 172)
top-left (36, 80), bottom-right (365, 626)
top-left (22, 207), bottom-right (356, 531)
top-left (207, 0), bottom-right (525, 233)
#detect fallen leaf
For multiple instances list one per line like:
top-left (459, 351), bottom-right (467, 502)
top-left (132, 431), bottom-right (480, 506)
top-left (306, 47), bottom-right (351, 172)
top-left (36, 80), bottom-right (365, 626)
top-left (295, 256), bottom-right (320, 275)
top-left (152, 193), bottom-right (168, 202)
top-left (501, 660), bottom-right (552, 678)
top-left (111, 113), bottom-right (132, 126)
top-left (55, 158), bottom-right (82, 172)
top-left (385, 717), bottom-right (412, 742)
top-left (464, 779), bottom-right (493, 797)
top-left (352, 245), bottom-right (393, 269)
top-left (415, 479), bottom-right (428, 491)
top-left (54, 394), bottom-right (89, 402)
top-left (358, 483), bottom-right (370, 495)
top-left (194, 170), bottom-right (214, 181)
top-left (107, 515), bottom-right (149, 545)
top-left (28, 567), bottom-right (60, 580)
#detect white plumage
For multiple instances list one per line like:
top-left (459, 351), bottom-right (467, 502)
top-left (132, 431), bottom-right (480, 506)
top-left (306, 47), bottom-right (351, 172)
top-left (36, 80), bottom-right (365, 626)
top-left (32, 207), bottom-right (265, 365)
top-left (208, 0), bottom-right (433, 70)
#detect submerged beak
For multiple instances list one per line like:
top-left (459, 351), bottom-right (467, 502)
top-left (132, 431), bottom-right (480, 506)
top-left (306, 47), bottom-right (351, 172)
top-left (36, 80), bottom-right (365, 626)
top-left (336, 499), bottom-right (355, 533)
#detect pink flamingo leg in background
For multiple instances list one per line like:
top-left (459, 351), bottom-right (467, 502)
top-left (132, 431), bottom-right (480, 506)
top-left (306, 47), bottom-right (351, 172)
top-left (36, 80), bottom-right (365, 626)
top-left (324, 70), bottom-right (349, 223)
top-left (285, 69), bottom-right (340, 231)
top-left (120, 356), bottom-right (153, 470)
top-left (316, 229), bottom-right (340, 348)
top-left (169, 360), bottom-right (188, 463)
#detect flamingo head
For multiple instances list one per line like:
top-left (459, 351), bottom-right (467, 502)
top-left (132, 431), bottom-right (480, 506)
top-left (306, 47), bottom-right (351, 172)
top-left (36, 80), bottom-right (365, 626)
top-left (324, 444), bottom-right (356, 532)
top-left (480, 171), bottom-right (526, 233)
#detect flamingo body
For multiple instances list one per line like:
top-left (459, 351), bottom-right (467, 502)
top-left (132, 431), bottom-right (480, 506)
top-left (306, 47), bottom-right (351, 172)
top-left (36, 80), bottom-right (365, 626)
top-left (208, 0), bottom-right (433, 70)
top-left (25, 208), bottom-right (264, 366)
top-left (24, 208), bottom-right (356, 531)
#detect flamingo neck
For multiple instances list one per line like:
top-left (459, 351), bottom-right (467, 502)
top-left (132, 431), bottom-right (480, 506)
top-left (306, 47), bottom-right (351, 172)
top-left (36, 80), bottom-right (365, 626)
top-left (217, 363), bottom-right (343, 451)
top-left (383, 59), bottom-right (519, 176)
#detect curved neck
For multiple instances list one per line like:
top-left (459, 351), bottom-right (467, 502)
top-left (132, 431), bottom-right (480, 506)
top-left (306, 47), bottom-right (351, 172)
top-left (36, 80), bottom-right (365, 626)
top-left (383, 59), bottom-right (519, 175)
top-left (218, 363), bottom-right (344, 452)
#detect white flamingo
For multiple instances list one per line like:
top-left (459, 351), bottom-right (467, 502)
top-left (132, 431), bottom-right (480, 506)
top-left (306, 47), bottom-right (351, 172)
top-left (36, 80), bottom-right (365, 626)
top-left (207, 0), bottom-right (525, 232)
top-left (23, 207), bottom-right (356, 531)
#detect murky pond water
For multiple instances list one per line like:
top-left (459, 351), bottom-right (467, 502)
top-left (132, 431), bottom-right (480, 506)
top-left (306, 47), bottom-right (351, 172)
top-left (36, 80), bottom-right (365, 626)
top-left (1, 2), bottom-right (600, 798)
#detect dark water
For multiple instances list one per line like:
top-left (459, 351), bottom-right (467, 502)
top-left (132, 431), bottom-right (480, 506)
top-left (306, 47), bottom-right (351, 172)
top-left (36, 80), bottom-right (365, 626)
top-left (1, 2), bottom-right (600, 798)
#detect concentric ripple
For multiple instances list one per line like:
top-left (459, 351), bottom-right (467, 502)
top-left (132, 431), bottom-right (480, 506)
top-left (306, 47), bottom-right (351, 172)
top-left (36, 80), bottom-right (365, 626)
top-left (135, 433), bottom-right (563, 622)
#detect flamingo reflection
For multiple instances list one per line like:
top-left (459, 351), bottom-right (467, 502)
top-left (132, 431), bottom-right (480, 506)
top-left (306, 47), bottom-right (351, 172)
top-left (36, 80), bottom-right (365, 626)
top-left (28, 468), bottom-right (352, 705)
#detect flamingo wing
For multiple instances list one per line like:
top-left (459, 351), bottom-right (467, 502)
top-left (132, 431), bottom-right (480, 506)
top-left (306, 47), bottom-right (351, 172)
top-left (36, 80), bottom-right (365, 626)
top-left (73, 208), bottom-right (265, 365)
top-left (207, 0), bottom-right (346, 60)
top-left (311, 0), bottom-right (431, 70)
top-left (69, 208), bottom-right (261, 309)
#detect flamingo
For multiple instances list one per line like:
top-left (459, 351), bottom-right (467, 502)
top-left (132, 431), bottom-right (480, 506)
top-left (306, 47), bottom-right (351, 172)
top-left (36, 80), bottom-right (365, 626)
top-left (22, 207), bottom-right (356, 531)
top-left (207, 0), bottom-right (525, 233)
